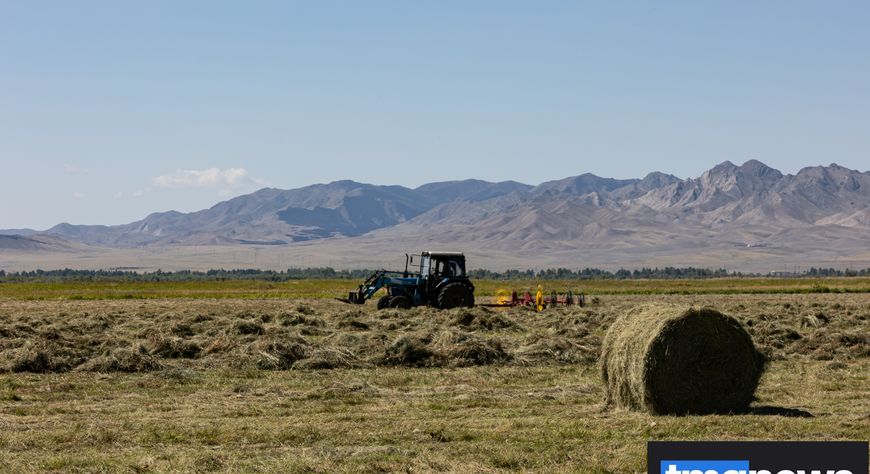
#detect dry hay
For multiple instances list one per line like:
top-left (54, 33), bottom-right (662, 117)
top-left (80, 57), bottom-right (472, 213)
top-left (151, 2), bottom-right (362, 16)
top-left (431, 330), bottom-right (511, 366)
top-left (373, 330), bottom-right (512, 368)
top-left (293, 303), bottom-right (318, 316)
top-left (77, 346), bottom-right (163, 373)
top-left (292, 348), bottom-right (357, 369)
top-left (600, 304), bottom-right (765, 415)
top-left (753, 326), bottom-right (802, 353)
top-left (278, 312), bottom-right (326, 328)
top-left (3, 295), bottom-right (865, 374)
top-left (448, 307), bottom-right (517, 330)
top-left (375, 335), bottom-right (441, 367)
top-left (200, 334), bottom-right (237, 357)
top-left (791, 329), bottom-right (870, 360)
top-left (446, 338), bottom-right (510, 366)
top-left (234, 320), bottom-right (265, 335)
top-left (252, 338), bottom-right (308, 370)
top-left (336, 319), bottom-right (371, 331)
top-left (147, 335), bottom-right (202, 359)
top-left (515, 334), bottom-right (597, 365)
top-left (4, 340), bottom-right (81, 373)
top-left (800, 312), bottom-right (830, 329)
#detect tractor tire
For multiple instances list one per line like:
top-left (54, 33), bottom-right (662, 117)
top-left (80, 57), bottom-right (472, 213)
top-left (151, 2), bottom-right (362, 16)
top-left (437, 283), bottom-right (475, 309)
top-left (389, 295), bottom-right (412, 309)
top-left (376, 295), bottom-right (392, 310)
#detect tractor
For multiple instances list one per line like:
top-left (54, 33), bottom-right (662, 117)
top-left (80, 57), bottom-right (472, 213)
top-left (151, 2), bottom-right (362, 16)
top-left (337, 251), bottom-right (475, 309)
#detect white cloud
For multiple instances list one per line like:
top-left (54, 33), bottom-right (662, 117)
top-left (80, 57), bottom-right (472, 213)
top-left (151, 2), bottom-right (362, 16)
top-left (64, 164), bottom-right (89, 174)
top-left (72, 192), bottom-right (85, 199)
top-left (152, 167), bottom-right (250, 189)
top-left (113, 192), bottom-right (124, 199)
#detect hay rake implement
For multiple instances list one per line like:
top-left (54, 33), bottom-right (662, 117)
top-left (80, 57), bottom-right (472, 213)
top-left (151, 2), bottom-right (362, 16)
top-left (479, 288), bottom-right (586, 310)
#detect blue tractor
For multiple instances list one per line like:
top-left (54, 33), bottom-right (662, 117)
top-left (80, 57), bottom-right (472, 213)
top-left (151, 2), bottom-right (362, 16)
top-left (338, 251), bottom-right (475, 309)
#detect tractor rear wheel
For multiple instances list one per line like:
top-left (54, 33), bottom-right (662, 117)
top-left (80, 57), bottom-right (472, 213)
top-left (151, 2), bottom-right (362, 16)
top-left (437, 283), bottom-right (474, 309)
top-left (389, 295), bottom-right (412, 309)
top-left (376, 295), bottom-right (392, 310)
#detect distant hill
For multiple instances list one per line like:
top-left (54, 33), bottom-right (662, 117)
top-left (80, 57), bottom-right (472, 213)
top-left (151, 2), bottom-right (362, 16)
top-left (0, 234), bottom-right (83, 253)
top-left (2, 161), bottom-right (869, 271)
top-left (23, 179), bottom-right (529, 247)
top-left (0, 228), bottom-right (38, 237)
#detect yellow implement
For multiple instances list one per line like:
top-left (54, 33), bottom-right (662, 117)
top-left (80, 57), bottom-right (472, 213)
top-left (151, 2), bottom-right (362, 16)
top-left (494, 289), bottom-right (513, 305)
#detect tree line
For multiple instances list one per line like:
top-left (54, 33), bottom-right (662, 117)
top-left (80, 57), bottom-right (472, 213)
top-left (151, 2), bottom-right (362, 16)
top-left (1, 266), bottom-right (869, 282)
top-left (467, 267), bottom-right (736, 280)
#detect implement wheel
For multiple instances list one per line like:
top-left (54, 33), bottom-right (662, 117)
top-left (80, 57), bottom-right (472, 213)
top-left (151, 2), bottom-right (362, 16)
top-left (437, 283), bottom-right (474, 309)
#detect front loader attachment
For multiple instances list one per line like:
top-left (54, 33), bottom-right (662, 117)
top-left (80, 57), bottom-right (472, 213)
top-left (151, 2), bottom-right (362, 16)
top-left (336, 270), bottom-right (390, 304)
top-left (336, 291), bottom-right (366, 304)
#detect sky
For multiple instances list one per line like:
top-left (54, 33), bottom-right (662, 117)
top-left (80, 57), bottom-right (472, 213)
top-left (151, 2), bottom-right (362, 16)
top-left (1, 1), bottom-right (869, 229)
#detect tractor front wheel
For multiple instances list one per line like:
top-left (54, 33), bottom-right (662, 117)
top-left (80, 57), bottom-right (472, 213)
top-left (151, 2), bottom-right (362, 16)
top-left (437, 283), bottom-right (474, 309)
top-left (376, 295), bottom-right (392, 310)
top-left (389, 295), bottom-right (412, 309)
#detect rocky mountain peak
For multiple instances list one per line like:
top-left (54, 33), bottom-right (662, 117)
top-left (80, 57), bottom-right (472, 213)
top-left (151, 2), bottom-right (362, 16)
top-left (534, 173), bottom-right (638, 197)
top-left (739, 159), bottom-right (783, 180)
top-left (638, 172), bottom-right (681, 188)
top-left (694, 160), bottom-right (784, 200)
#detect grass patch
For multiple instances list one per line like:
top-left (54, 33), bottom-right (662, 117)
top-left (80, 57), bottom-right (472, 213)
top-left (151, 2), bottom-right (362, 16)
top-left (0, 360), bottom-right (866, 472)
top-left (2, 277), bottom-right (870, 300)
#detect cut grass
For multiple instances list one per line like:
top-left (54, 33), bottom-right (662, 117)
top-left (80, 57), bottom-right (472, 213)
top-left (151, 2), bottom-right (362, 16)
top-left (1, 295), bottom-right (866, 374)
top-left (0, 292), bottom-right (867, 472)
top-left (0, 360), bottom-right (867, 472)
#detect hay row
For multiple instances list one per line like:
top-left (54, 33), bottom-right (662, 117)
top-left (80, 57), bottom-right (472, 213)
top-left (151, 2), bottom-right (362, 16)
top-left (0, 305), bottom-right (601, 373)
top-left (1, 298), bottom-right (867, 375)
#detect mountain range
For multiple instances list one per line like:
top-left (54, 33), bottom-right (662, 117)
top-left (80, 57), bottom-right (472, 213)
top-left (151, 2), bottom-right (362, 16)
top-left (2, 160), bottom-right (869, 272)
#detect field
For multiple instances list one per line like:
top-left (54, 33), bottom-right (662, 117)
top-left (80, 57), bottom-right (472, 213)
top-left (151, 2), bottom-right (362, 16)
top-left (2, 276), bottom-right (870, 300)
top-left (1, 280), bottom-right (868, 472)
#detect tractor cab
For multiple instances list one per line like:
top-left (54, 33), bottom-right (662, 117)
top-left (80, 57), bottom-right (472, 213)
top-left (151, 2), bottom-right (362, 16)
top-left (419, 251), bottom-right (467, 279)
top-left (412, 251), bottom-right (474, 308)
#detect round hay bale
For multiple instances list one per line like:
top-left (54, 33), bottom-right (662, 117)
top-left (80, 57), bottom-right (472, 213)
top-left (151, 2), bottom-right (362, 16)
top-left (600, 304), bottom-right (765, 415)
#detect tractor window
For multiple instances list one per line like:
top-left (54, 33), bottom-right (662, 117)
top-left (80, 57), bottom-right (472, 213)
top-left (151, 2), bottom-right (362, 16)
top-left (434, 260), bottom-right (463, 277)
top-left (426, 257), bottom-right (465, 277)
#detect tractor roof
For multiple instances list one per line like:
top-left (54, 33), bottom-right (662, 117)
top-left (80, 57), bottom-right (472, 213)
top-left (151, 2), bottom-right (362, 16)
top-left (422, 251), bottom-right (465, 258)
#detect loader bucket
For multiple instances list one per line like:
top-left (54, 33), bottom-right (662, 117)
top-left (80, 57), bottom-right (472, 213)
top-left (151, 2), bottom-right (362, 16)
top-left (336, 291), bottom-right (366, 304)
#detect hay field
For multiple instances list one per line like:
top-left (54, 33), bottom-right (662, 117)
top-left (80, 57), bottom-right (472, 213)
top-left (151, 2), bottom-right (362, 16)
top-left (3, 276), bottom-right (870, 300)
top-left (1, 283), bottom-right (868, 472)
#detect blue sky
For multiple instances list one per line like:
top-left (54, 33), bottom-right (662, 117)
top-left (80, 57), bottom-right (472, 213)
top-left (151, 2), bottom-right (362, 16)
top-left (2, 1), bottom-right (869, 229)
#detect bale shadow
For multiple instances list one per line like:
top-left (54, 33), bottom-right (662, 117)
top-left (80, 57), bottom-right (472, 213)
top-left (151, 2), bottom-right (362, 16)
top-left (746, 405), bottom-right (814, 418)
